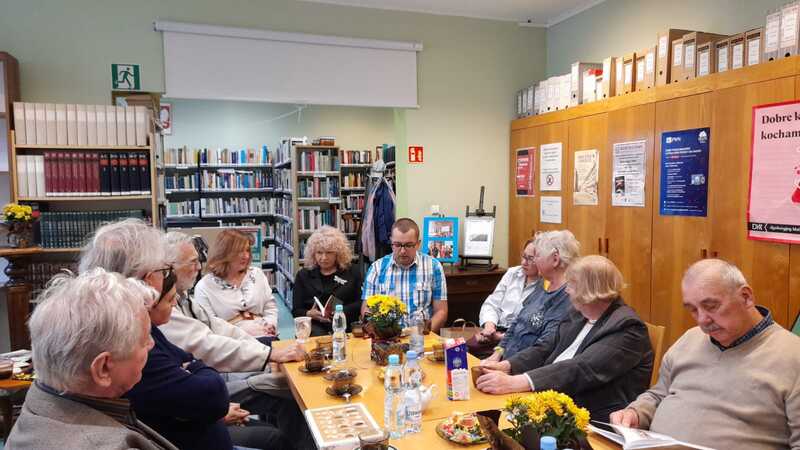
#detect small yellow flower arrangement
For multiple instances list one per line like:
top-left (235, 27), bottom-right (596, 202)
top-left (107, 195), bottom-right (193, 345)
top-left (364, 294), bottom-right (406, 339)
top-left (504, 390), bottom-right (590, 448)
top-left (3, 203), bottom-right (36, 223)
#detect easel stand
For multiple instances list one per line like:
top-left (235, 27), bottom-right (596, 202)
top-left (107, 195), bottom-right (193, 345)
top-left (459, 186), bottom-right (498, 272)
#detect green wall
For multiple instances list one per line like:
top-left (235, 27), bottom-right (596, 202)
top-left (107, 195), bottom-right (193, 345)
top-left (0, 0), bottom-right (547, 270)
top-left (547, 0), bottom-right (785, 76)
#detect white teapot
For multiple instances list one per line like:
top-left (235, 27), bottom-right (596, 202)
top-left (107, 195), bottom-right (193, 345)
top-left (419, 384), bottom-right (437, 411)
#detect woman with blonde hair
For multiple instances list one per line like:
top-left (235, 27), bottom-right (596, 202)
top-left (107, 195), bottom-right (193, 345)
top-left (476, 255), bottom-right (653, 423)
top-left (194, 229), bottom-right (278, 340)
top-left (293, 225), bottom-right (362, 336)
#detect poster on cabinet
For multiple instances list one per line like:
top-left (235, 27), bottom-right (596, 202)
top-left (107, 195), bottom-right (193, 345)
top-left (611, 140), bottom-right (647, 207)
top-left (515, 147), bottom-right (535, 197)
top-left (748, 100), bottom-right (800, 244)
top-left (659, 128), bottom-right (710, 217)
top-left (573, 149), bottom-right (599, 205)
top-left (540, 143), bottom-right (562, 191)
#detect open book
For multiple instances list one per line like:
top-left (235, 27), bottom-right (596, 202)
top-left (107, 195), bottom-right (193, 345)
top-left (589, 421), bottom-right (716, 450)
top-left (312, 295), bottom-right (343, 319)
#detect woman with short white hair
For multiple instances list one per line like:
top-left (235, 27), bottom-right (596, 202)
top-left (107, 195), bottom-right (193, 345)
top-left (483, 230), bottom-right (580, 362)
top-left (6, 268), bottom-right (176, 450)
top-left (477, 255), bottom-right (654, 424)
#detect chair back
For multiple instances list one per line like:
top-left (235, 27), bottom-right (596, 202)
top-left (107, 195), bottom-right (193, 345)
top-left (645, 322), bottom-right (666, 387)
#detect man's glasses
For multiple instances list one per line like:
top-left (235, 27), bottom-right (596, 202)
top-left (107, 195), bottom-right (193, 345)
top-left (150, 266), bottom-right (174, 280)
top-left (391, 242), bottom-right (417, 250)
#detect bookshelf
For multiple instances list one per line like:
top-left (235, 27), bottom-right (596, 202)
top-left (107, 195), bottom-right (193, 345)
top-left (339, 149), bottom-right (372, 258)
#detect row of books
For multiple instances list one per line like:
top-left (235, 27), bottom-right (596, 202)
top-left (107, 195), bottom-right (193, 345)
top-left (13, 102), bottom-right (150, 147)
top-left (274, 220), bottom-right (293, 249)
top-left (297, 150), bottom-right (338, 172)
top-left (297, 206), bottom-right (338, 232)
top-left (341, 172), bottom-right (366, 188)
top-left (29, 261), bottom-right (79, 296)
top-left (343, 193), bottom-right (365, 211)
top-left (341, 215), bottom-right (360, 234)
top-left (166, 200), bottom-right (199, 218)
top-left (276, 246), bottom-right (295, 276)
top-left (39, 209), bottom-right (145, 248)
top-left (200, 169), bottom-right (271, 191)
top-left (264, 244), bottom-right (277, 265)
top-left (202, 197), bottom-right (276, 217)
top-left (341, 150), bottom-right (373, 165)
top-left (277, 137), bottom-right (304, 166)
top-left (165, 173), bottom-right (198, 191)
top-left (162, 146), bottom-right (273, 166)
top-left (17, 152), bottom-right (151, 198)
top-left (297, 177), bottom-right (340, 199)
top-left (274, 168), bottom-right (291, 191)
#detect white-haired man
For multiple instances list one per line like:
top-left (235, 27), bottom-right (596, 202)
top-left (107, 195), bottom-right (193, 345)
top-left (610, 259), bottom-right (800, 450)
top-left (6, 269), bottom-right (177, 450)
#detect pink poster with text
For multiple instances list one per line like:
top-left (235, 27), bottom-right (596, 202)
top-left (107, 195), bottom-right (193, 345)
top-left (748, 100), bottom-right (800, 243)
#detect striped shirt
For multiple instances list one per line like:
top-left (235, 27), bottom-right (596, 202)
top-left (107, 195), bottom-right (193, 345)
top-left (362, 252), bottom-right (447, 320)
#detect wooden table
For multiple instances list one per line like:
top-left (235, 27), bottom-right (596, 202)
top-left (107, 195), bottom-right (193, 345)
top-left (0, 378), bottom-right (32, 438)
top-left (277, 335), bottom-right (619, 449)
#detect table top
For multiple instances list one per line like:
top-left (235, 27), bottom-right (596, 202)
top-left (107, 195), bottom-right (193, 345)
top-left (278, 334), bottom-right (620, 449)
top-left (0, 378), bottom-right (32, 391)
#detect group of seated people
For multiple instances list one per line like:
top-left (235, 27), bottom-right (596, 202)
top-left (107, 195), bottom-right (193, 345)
top-left (5, 216), bottom-right (800, 450)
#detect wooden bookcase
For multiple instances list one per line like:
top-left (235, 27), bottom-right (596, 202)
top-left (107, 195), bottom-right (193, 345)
top-left (509, 55), bottom-right (800, 348)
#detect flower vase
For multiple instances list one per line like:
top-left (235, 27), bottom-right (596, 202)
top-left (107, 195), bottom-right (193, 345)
top-left (6, 222), bottom-right (34, 248)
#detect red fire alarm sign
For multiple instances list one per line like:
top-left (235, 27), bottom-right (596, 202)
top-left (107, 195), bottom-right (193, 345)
top-left (408, 146), bottom-right (424, 163)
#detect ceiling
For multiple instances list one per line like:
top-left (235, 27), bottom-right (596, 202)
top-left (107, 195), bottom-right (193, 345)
top-left (295, 0), bottom-right (606, 26)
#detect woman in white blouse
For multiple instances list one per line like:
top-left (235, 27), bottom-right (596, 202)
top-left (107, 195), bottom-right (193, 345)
top-left (194, 229), bottom-right (278, 339)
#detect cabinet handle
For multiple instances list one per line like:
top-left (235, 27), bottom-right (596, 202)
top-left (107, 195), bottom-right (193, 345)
top-left (598, 238), bottom-right (602, 254)
top-left (604, 238), bottom-right (609, 254)
top-left (701, 249), bottom-right (708, 259)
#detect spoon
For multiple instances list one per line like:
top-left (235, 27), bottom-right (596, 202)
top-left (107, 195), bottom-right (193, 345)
top-left (343, 392), bottom-right (351, 403)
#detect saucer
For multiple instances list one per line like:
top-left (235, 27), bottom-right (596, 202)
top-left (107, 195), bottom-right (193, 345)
top-left (352, 446), bottom-right (397, 450)
top-left (326, 384), bottom-right (363, 398)
top-left (299, 365), bottom-right (326, 374)
top-left (426, 354), bottom-right (444, 363)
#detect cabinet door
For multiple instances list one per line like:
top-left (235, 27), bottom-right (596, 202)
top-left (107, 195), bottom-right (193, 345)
top-left (566, 114), bottom-right (609, 259)
top-left (710, 77), bottom-right (794, 327)
top-left (791, 246), bottom-right (800, 330)
top-left (535, 122), bottom-right (569, 233)
top-left (605, 103), bottom-right (656, 322)
top-left (509, 127), bottom-right (538, 257)
top-left (651, 93), bottom-right (713, 346)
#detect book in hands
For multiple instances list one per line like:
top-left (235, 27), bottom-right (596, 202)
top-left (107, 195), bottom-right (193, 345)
top-left (310, 295), bottom-right (343, 320)
top-left (589, 421), bottom-right (716, 450)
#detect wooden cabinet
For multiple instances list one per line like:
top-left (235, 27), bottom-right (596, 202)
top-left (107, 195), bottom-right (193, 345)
top-left (535, 122), bottom-right (569, 233)
top-left (566, 113), bottom-right (608, 258)
top-left (510, 57), bottom-right (800, 348)
top-left (709, 78), bottom-right (795, 327)
top-left (508, 128), bottom-right (537, 257)
top-left (444, 267), bottom-right (506, 325)
top-left (604, 103), bottom-right (656, 321)
top-left (651, 93), bottom-right (714, 345)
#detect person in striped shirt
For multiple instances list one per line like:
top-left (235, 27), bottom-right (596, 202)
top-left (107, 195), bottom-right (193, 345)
top-left (361, 218), bottom-right (449, 332)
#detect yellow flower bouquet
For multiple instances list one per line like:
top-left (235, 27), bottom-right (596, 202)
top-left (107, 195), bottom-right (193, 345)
top-left (364, 294), bottom-right (406, 339)
top-left (3, 203), bottom-right (36, 223)
top-left (504, 390), bottom-right (590, 448)
top-left (2, 203), bottom-right (38, 248)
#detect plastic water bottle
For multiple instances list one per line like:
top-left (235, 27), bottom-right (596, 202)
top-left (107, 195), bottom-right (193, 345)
top-left (332, 304), bottom-right (347, 364)
top-left (384, 354), bottom-right (406, 439)
top-left (409, 309), bottom-right (425, 355)
top-left (402, 350), bottom-right (423, 434)
top-left (540, 436), bottom-right (557, 450)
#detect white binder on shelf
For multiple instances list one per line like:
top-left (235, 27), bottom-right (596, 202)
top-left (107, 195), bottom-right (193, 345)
top-left (66, 104), bottom-right (78, 146)
top-left (35, 103), bottom-right (46, 145)
top-left (13, 102), bottom-right (26, 145)
top-left (96, 105), bottom-right (107, 146)
top-left (45, 103), bottom-right (57, 145)
top-left (76, 104), bottom-right (88, 146)
top-left (56, 103), bottom-right (67, 145)
top-left (24, 102), bottom-right (36, 146)
top-left (106, 105), bottom-right (117, 146)
top-left (86, 104), bottom-right (97, 147)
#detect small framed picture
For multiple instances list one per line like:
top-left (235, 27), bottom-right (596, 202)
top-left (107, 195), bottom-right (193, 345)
top-left (463, 216), bottom-right (495, 258)
top-left (159, 102), bottom-right (172, 135)
top-left (422, 216), bottom-right (459, 263)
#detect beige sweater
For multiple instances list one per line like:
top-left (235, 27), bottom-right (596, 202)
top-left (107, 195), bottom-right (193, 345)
top-left (628, 324), bottom-right (800, 450)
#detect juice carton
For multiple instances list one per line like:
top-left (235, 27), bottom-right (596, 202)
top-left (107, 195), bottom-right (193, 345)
top-left (444, 338), bottom-right (470, 400)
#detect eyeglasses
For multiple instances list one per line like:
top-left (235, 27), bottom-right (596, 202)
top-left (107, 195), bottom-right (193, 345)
top-left (521, 254), bottom-right (536, 263)
top-left (150, 266), bottom-right (174, 280)
top-left (391, 242), bottom-right (417, 250)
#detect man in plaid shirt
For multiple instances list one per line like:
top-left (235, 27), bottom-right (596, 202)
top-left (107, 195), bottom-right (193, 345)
top-left (361, 218), bottom-right (449, 332)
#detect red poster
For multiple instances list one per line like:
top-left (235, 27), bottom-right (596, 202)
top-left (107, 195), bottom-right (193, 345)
top-left (408, 146), bottom-right (424, 163)
top-left (516, 147), bottom-right (535, 197)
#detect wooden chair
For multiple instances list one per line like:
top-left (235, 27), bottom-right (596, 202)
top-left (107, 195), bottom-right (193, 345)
top-left (645, 322), bottom-right (666, 387)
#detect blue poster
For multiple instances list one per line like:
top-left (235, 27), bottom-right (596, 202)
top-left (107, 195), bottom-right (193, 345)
top-left (659, 128), bottom-right (710, 217)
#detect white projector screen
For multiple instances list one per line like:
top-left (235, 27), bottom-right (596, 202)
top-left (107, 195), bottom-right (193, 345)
top-left (155, 21), bottom-right (421, 108)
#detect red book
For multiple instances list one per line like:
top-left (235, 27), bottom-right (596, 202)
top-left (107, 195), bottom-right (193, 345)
top-left (70, 152), bottom-right (79, 195)
top-left (54, 152), bottom-right (64, 195)
top-left (44, 152), bottom-right (53, 196)
top-left (78, 152), bottom-right (87, 195)
top-left (91, 153), bottom-right (100, 195)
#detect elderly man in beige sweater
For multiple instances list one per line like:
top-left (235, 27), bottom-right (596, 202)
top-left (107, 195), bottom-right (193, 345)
top-left (610, 259), bottom-right (800, 450)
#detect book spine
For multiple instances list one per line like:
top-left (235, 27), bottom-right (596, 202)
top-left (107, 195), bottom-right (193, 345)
top-left (128, 152), bottom-right (140, 194)
top-left (139, 152), bottom-right (151, 194)
top-left (99, 153), bottom-right (111, 196)
top-left (110, 153), bottom-right (120, 195)
top-left (44, 152), bottom-right (53, 196)
top-left (119, 152), bottom-right (130, 195)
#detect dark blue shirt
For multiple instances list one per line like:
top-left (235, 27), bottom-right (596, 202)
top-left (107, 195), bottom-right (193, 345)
top-left (499, 281), bottom-right (572, 359)
top-left (125, 326), bottom-right (231, 450)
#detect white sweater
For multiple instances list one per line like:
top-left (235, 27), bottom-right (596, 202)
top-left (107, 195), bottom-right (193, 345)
top-left (628, 324), bottom-right (800, 450)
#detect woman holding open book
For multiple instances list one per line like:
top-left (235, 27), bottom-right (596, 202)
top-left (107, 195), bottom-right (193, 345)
top-left (476, 255), bottom-right (654, 424)
top-left (194, 229), bottom-right (279, 342)
top-left (293, 225), bottom-right (362, 336)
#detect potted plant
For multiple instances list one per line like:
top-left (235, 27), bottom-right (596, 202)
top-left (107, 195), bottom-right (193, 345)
top-left (502, 391), bottom-right (591, 450)
top-left (363, 294), bottom-right (408, 365)
top-left (3, 203), bottom-right (38, 248)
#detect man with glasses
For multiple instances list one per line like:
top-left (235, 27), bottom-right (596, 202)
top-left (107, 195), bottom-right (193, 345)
top-left (361, 218), bottom-right (448, 332)
top-left (467, 237), bottom-right (541, 358)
